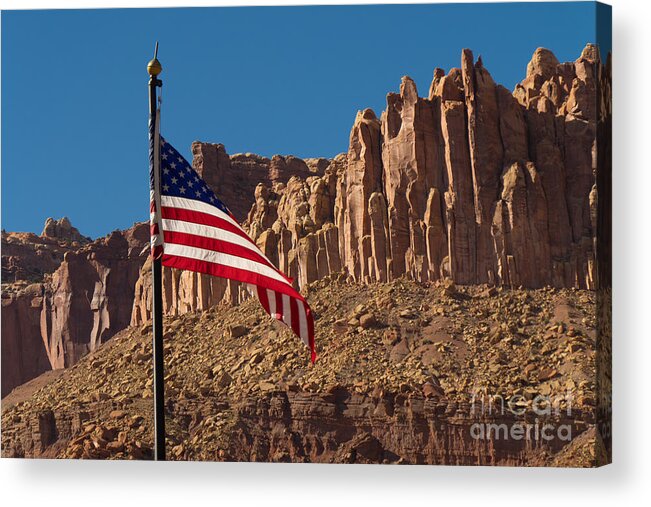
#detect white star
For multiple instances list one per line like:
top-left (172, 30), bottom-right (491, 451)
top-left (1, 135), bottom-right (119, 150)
top-left (178, 156), bottom-right (183, 163)
top-left (178, 169), bottom-right (185, 178)
top-left (194, 176), bottom-right (199, 182)
top-left (170, 162), bottom-right (176, 169)
top-left (163, 167), bottom-right (169, 175)
top-left (195, 190), bottom-right (201, 197)
top-left (162, 153), bottom-right (168, 160)
top-left (179, 187), bottom-right (186, 194)
top-left (163, 184), bottom-right (170, 192)
top-left (171, 177), bottom-right (178, 184)
top-left (209, 195), bottom-right (215, 203)
top-left (187, 180), bottom-right (194, 188)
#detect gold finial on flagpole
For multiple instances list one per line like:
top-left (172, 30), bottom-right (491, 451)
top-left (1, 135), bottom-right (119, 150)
top-left (147, 41), bottom-right (162, 76)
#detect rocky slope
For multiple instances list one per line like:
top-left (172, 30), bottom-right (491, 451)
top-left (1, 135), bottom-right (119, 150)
top-left (1, 277), bottom-right (606, 466)
top-left (131, 44), bottom-right (611, 324)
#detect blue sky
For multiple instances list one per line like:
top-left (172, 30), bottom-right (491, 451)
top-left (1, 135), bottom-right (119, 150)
top-left (1, 2), bottom-right (608, 238)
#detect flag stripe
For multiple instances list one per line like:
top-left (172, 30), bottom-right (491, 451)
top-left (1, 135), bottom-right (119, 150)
top-left (297, 301), bottom-right (308, 346)
top-left (161, 206), bottom-right (256, 248)
top-left (257, 285), bottom-right (270, 314)
top-left (163, 242), bottom-right (291, 287)
top-left (267, 289), bottom-right (277, 318)
top-left (162, 228), bottom-right (279, 274)
top-left (281, 294), bottom-right (291, 328)
top-left (306, 303), bottom-right (316, 362)
top-left (289, 296), bottom-right (302, 344)
top-left (161, 249), bottom-right (304, 300)
top-left (162, 195), bottom-right (245, 234)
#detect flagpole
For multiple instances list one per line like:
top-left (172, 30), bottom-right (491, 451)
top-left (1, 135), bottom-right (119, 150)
top-left (147, 43), bottom-right (166, 461)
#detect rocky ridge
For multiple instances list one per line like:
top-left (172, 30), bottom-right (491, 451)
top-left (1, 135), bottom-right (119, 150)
top-left (131, 44), bottom-right (611, 324)
top-left (2, 217), bottom-right (89, 284)
top-left (2, 277), bottom-right (606, 466)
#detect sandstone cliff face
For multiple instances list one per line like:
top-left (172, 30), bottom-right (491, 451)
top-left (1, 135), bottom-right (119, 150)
top-left (191, 142), bottom-right (327, 223)
top-left (1, 222), bottom-right (149, 397)
top-left (1, 284), bottom-right (51, 397)
top-left (40, 224), bottom-right (149, 370)
top-left (131, 45), bottom-right (610, 325)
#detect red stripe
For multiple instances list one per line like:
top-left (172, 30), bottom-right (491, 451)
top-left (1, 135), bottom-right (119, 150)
top-left (151, 245), bottom-right (163, 260)
top-left (162, 230), bottom-right (287, 280)
top-left (151, 223), bottom-right (159, 236)
top-left (150, 200), bottom-right (157, 213)
top-left (306, 303), bottom-right (316, 363)
top-left (289, 296), bottom-right (302, 343)
top-left (161, 206), bottom-right (255, 247)
top-left (257, 286), bottom-right (270, 314)
top-left (162, 253), bottom-right (306, 301)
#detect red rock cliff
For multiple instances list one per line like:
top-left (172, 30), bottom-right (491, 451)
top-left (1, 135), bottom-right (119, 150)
top-left (2, 222), bottom-right (149, 396)
top-left (131, 44), bottom-right (611, 325)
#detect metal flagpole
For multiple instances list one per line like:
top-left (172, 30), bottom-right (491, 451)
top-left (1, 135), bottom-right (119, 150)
top-left (147, 42), bottom-right (166, 461)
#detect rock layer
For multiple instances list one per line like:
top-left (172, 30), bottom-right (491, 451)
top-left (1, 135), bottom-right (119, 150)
top-left (191, 143), bottom-right (327, 223)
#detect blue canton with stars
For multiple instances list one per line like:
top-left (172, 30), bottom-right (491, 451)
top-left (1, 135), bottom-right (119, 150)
top-left (160, 136), bottom-right (233, 217)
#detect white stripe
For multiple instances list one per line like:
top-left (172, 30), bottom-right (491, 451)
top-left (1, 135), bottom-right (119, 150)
top-left (161, 218), bottom-right (272, 267)
top-left (282, 294), bottom-right (291, 328)
top-left (267, 289), bottom-right (277, 318)
top-left (297, 302), bottom-right (309, 345)
top-left (163, 243), bottom-right (291, 286)
top-left (161, 195), bottom-right (245, 233)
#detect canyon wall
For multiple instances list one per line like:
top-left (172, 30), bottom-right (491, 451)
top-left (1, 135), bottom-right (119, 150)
top-left (1, 223), bottom-right (149, 397)
top-left (131, 44), bottom-right (611, 324)
top-left (3, 44), bottom-right (611, 396)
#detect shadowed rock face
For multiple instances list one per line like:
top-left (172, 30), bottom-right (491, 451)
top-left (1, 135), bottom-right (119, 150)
top-left (39, 225), bottom-right (150, 370)
top-left (1, 284), bottom-right (51, 397)
top-left (131, 44), bottom-right (611, 324)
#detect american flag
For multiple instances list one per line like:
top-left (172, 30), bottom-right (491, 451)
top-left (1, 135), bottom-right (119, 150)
top-left (149, 135), bottom-right (316, 363)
